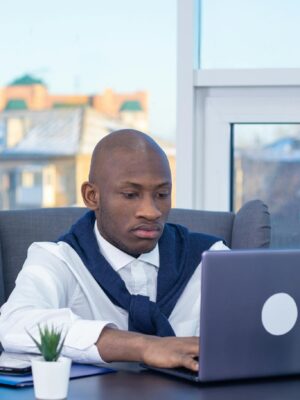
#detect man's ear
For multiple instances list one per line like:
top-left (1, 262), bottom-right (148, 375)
top-left (81, 181), bottom-right (99, 210)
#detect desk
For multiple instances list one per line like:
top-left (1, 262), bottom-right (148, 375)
top-left (1, 363), bottom-right (300, 400)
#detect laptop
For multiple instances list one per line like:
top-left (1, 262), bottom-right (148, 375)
top-left (144, 249), bottom-right (300, 382)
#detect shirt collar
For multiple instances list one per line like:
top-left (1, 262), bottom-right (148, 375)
top-left (94, 222), bottom-right (159, 272)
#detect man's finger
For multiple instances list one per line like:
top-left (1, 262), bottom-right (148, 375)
top-left (181, 355), bottom-right (199, 372)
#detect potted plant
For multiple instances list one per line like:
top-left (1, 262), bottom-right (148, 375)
top-left (28, 324), bottom-right (71, 400)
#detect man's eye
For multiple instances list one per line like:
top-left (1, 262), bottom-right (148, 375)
top-left (157, 192), bottom-right (170, 199)
top-left (122, 192), bottom-right (138, 199)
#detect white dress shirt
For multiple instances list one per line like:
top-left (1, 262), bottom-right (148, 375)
top-left (0, 224), bottom-right (228, 363)
top-left (95, 222), bottom-right (159, 302)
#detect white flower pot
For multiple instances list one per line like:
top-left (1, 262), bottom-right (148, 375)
top-left (31, 356), bottom-right (71, 400)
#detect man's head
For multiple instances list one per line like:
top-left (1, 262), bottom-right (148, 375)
top-left (82, 129), bottom-right (172, 257)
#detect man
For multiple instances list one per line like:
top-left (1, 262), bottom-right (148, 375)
top-left (0, 129), bottom-right (227, 371)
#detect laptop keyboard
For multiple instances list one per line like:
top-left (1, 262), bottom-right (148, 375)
top-left (167, 356), bottom-right (199, 378)
top-left (171, 366), bottom-right (198, 377)
top-left (142, 358), bottom-right (199, 382)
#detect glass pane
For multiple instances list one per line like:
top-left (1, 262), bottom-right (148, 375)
top-left (232, 124), bottom-right (300, 248)
top-left (199, 0), bottom-right (300, 69)
top-left (0, 1), bottom-right (176, 209)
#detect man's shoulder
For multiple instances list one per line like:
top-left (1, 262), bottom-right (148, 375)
top-left (23, 240), bottom-right (86, 279)
top-left (27, 241), bottom-right (75, 262)
top-left (28, 240), bottom-right (63, 253)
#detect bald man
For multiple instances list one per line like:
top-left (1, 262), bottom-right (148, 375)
top-left (0, 130), bottom-right (227, 371)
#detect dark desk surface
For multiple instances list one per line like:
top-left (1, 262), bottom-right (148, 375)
top-left (2, 363), bottom-right (300, 400)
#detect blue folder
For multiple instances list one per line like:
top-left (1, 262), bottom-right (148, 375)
top-left (0, 363), bottom-right (116, 387)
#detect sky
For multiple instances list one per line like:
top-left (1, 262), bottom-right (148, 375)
top-left (0, 0), bottom-right (176, 140)
top-left (201, 0), bottom-right (300, 69)
top-left (1, 0), bottom-right (300, 142)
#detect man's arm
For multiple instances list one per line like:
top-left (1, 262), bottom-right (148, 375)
top-left (97, 327), bottom-right (199, 371)
top-left (0, 244), bottom-right (106, 363)
top-left (0, 243), bottom-right (199, 370)
top-left (95, 241), bottom-right (229, 369)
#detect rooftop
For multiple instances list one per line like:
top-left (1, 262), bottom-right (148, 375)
top-left (0, 108), bottom-right (130, 158)
top-left (120, 100), bottom-right (143, 112)
top-left (9, 74), bottom-right (45, 87)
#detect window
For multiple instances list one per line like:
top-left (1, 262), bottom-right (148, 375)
top-left (0, 1), bottom-right (176, 209)
top-left (200, 0), bottom-right (300, 69)
top-left (232, 124), bottom-right (300, 248)
top-left (177, 0), bottom-right (300, 244)
top-left (22, 171), bottom-right (35, 188)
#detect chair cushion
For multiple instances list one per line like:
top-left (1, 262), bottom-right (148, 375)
top-left (168, 208), bottom-right (234, 246)
top-left (231, 199), bottom-right (271, 249)
top-left (0, 245), bottom-right (5, 306)
top-left (0, 202), bottom-right (270, 304)
top-left (0, 207), bottom-right (87, 302)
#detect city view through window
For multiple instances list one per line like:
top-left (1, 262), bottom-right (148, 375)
top-left (232, 124), bottom-right (300, 248)
top-left (0, 1), bottom-right (176, 210)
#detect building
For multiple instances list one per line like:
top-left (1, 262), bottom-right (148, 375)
top-left (0, 75), bottom-right (148, 131)
top-left (0, 75), bottom-right (176, 209)
top-left (0, 107), bottom-right (176, 209)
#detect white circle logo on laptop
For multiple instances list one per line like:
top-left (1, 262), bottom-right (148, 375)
top-left (262, 293), bottom-right (298, 336)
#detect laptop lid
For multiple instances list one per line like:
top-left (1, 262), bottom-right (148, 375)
top-left (200, 249), bottom-right (300, 382)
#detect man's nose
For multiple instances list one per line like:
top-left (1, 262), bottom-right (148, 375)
top-left (136, 196), bottom-right (162, 220)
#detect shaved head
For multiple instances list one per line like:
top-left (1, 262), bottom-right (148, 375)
top-left (89, 129), bottom-right (169, 184)
top-left (82, 129), bottom-right (172, 256)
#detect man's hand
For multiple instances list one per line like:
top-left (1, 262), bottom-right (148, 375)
top-left (96, 327), bottom-right (199, 371)
top-left (142, 335), bottom-right (199, 371)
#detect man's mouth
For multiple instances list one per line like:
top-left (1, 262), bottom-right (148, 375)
top-left (131, 224), bottom-right (162, 240)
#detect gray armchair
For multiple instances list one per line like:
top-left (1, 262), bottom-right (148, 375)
top-left (0, 199), bottom-right (270, 306)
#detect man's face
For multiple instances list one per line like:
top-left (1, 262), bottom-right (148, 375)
top-left (94, 149), bottom-right (172, 256)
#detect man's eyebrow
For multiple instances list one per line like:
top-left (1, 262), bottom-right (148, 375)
top-left (155, 182), bottom-right (172, 188)
top-left (118, 181), bottom-right (171, 188)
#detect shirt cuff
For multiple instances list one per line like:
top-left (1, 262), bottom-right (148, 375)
top-left (63, 320), bottom-right (118, 363)
top-left (209, 240), bottom-right (229, 251)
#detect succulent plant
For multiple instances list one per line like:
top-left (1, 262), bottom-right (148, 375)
top-left (28, 325), bottom-right (66, 362)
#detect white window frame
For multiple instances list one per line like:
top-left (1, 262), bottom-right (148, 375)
top-left (176, 0), bottom-right (300, 210)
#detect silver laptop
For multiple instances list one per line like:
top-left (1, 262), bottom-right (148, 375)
top-left (145, 249), bottom-right (300, 382)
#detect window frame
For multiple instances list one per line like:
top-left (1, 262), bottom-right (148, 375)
top-left (176, 0), bottom-right (300, 210)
